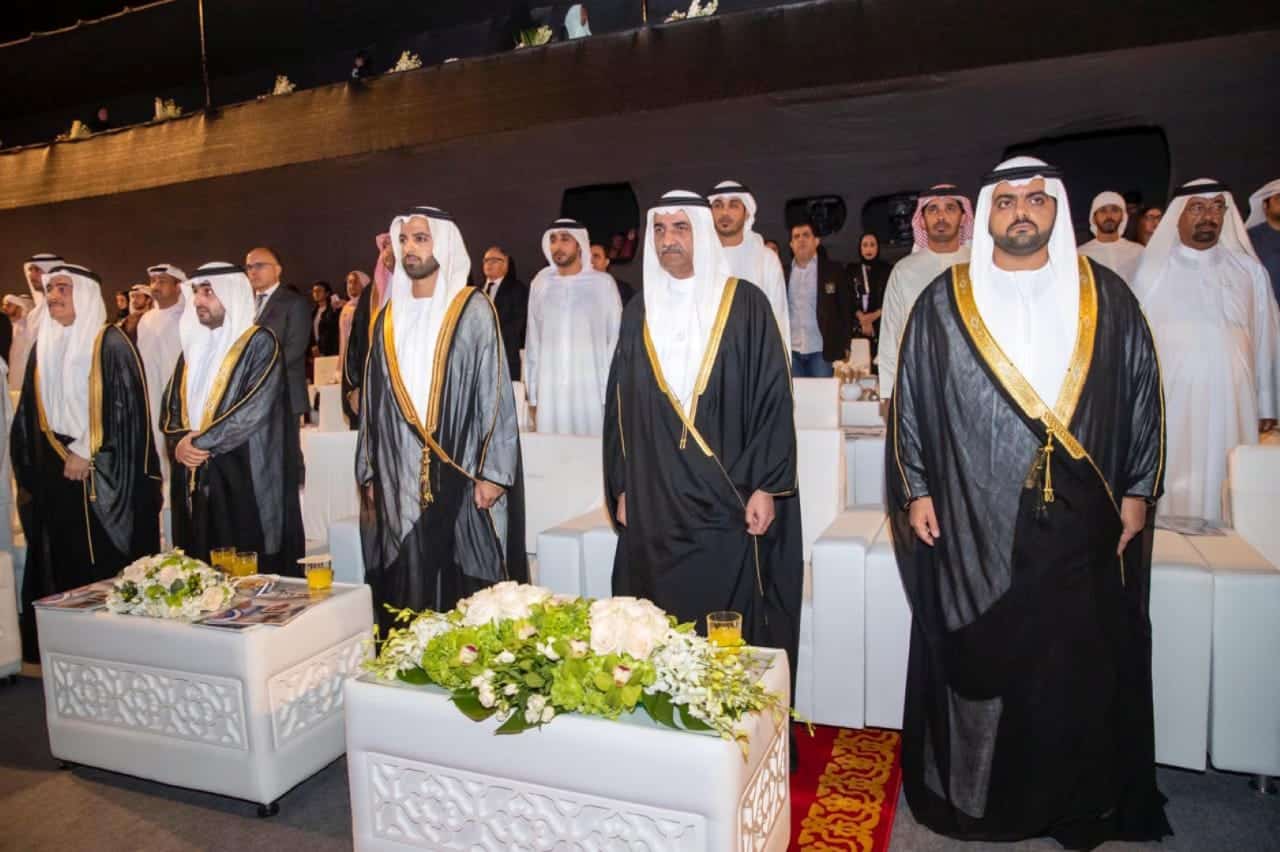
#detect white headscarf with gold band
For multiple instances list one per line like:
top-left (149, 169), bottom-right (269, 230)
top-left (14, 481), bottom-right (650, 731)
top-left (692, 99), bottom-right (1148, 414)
top-left (387, 207), bottom-right (472, 426)
top-left (643, 190), bottom-right (733, 413)
top-left (179, 263), bottom-right (257, 431)
top-left (969, 156), bottom-right (1080, 408)
top-left (34, 264), bottom-right (106, 457)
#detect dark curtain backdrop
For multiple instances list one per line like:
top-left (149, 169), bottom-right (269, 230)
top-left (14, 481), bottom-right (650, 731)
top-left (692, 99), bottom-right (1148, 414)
top-left (2, 30), bottom-right (1276, 296)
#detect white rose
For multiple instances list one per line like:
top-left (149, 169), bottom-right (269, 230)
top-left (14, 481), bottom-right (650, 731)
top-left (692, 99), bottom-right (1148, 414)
top-left (198, 587), bottom-right (226, 611)
top-left (122, 561), bottom-right (148, 583)
top-left (155, 565), bottom-right (182, 589)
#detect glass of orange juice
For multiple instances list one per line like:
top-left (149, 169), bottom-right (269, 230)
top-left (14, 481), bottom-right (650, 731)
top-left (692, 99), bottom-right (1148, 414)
top-left (210, 547), bottom-right (236, 572)
top-left (231, 551), bottom-right (258, 578)
top-left (707, 611), bottom-right (743, 647)
top-left (300, 555), bottom-right (334, 593)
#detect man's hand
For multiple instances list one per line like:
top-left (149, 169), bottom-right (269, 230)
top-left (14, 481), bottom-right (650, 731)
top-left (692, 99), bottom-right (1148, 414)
top-left (474, 480), bottom-right (505, 510)
top-left (63, 453), bottom-right (91, 482)
top-left (527, 404), bottom-right (537, 431)
top-left (909, 497), bottom-right (940, 546)
top-left (348, 390), bottom-right (360, 415)
top-left (1118, 496), bottom-right (1148, 556)
top-left (745, 490), bottom-right (775, 536)
top-left (175, 433), bottom-right (211, 470)
top-left (616, 493), bottom-right (627, 527)
top-left (1261, 419), bottom-right (1277, 434)
top-left (860, 319), bottom-right (875, 338)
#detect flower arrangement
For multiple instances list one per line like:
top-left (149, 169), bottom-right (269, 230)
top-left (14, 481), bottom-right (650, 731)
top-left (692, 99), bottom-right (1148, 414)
top-left (106, 550), bottom-right (234, 620)
top-left (514, 26), bottom-right (553, 49)
top-left (366, 582), bottom-right (786, 752)
top-left (665, 0), bottom-right (718, 23)
top-left (269, 75), bottom-right (296, 97)
top-left (153, 97), bottom-right (182, 121)
top-left (390, 51), bottom-right (423, 73)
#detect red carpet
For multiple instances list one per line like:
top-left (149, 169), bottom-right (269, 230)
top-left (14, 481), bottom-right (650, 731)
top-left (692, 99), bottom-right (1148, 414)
top-left (790, 725), bottom-right (903, 851)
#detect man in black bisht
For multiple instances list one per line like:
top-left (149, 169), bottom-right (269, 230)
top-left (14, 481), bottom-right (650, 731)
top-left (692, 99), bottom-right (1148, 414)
top-left (162, 264), bottom-right (304, 575)
top-left (605, 190), bottom-right (802, 687)
top-left (342, 233), bottom-right (394, 428)
top-left (358, 207), bottom-right (526, 634)
top-left (887, 157), bottom-right (1170, 849)
top-left (13, 264), bottom-right (160, 659)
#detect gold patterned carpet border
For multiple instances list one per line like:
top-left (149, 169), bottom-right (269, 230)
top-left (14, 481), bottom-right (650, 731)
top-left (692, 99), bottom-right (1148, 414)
top-left (789, 724), bottom-right (903, 851)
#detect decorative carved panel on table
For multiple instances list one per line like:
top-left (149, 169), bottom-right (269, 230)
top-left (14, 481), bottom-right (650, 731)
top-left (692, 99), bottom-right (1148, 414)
top-left (47, 653), bottom-right (246, 749)
top-left (367, 751), bottom-right (706, 850)
top-left (268, 631), bottom-right (371, 749)
top-left (738, 721), bottom-right (788, 852)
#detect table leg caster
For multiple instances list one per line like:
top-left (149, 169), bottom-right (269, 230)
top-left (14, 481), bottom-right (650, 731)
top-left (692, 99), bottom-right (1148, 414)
top-left (1249, 775), bottom-right (1277, 796)
top-left (257, 801), bottom-right (280, 818)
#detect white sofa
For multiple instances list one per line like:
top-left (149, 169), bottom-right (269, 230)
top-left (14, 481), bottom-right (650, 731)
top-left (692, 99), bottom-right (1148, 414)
top-left (845, 433), bottom-right (886, 508)
top-left (0, 551), bottom-right (19, 679)
top-left (792, 378), bottom-right (840, 429)
top-left (863, 522), bottom-right (911, 729)
top-left (1187, 530), bottom-right (1280, 780)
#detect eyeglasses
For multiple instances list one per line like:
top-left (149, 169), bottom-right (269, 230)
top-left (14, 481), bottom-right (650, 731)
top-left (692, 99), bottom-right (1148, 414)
top-left (245, 262), bottom-right (278, 272)
top-left (1184, 201), bottom-right (1226, 220)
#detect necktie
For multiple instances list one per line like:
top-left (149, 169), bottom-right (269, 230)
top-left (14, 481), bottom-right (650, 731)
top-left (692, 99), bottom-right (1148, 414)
top-left (255, 292), bottom-right (266, 317)
top-left (485, 281), bottom-right (495, 296)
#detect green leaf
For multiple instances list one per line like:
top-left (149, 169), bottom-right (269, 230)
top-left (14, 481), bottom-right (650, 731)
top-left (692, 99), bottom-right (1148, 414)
top-left (523, 672), bottom-right (545, 689)
top-left (592, 671), bottom-right (614, 692)
top-left (619, 684), bottom-right (642, 708)
top-left (451, 690), bottom-right (498, 721)
top-left (677, 703), bottom-right (713, 731)
top-left (642, 691), bottom-right (677, 728)
top-left (495, 711), bottom-right (532, 735)
top-left (396, 668), bottom-right (431, 685)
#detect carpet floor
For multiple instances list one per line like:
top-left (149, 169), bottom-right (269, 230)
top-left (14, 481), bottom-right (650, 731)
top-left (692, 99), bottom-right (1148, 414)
top-left (2, 673), bottom-right (1278, 851)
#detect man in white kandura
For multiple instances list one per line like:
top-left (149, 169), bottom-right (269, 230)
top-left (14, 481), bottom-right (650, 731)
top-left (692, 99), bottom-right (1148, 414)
top-left (1078, 190), bottom-right (1145, 285)
top-left (1133, 178), bottom-right (1280, 524)
top-left (878, 185), bottom-right (973, 396)
top-left (525, 217), bottom-right (622, 435)
top-left (707, 180), bottom-right (791, 348)
top-left (136, 263), bottom-right (187, 485)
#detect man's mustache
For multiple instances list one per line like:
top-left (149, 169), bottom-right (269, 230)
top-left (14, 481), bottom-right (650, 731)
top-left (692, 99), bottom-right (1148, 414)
top-left (660, 245), bottom-right (685, 255)
top-left (1007, 218), bottom-right (1039, 235)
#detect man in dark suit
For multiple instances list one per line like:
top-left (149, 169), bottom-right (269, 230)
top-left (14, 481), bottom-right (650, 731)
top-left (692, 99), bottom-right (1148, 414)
top-left (245, 247), bottom-right (312, 482)
top-left (477, 245), bottom-right (528, 382)
top-left (785, 220), bottom-right (852, 377)
top-left (309, 281), bottom-right (341, 357)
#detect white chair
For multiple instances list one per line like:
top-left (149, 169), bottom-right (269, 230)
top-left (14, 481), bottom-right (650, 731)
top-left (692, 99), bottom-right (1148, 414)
top-left (807, 509), bottom-right (883, 729)
top-left (312, 355), bottom-right (340, 385)
top-left (1188, 531), bottom-right (1280, 783)
top-left (792, 378), bottom-right (840, 430)
top-left (845, 433), bottom-right (886, 508)
top-left (0, 552), bottom-right (19, 679)
top-left (1227, 444), bottom-right (1280, 566)
top-left (1149, 530), bottom-right (1212, 770)
top-left (863, 521), bottom-right (911, 729)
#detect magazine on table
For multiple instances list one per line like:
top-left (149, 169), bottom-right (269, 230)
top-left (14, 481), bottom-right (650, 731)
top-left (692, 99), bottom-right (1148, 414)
top-left (33, 580), bottom-right (114, 612)
top-left (197, 577), bottom-right (358, 629)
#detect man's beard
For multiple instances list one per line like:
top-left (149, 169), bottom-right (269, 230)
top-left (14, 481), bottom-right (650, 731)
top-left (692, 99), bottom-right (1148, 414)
top-left (927, 221), bottom-right (959, 246)
top-left (715, 217), bottom-right (744, 238)
top-left (1096, 218), bottom-right (1121, 235)
top-left (1191, 224), bottom-right (1220, 245)
top-left (553, 251), bottom-right (578, 269)
top-left (404, 255), bottom-right (440, 280)
top-left (197, 309), bottom-right (225, 329)
top-left (992, 220), bottom-right (1052, 256)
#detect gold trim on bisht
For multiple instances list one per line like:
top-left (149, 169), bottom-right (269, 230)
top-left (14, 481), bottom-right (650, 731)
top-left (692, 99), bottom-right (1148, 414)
top-left (952, 257), bottom-right (1112, 509)
top-left (641, 278), bottom-right (739, 456)
top-left (382, 287), bottom-right (473, 507)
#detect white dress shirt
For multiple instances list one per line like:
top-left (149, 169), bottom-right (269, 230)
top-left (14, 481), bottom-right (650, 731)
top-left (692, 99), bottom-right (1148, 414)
top-left (788, 258), bottom-right (821, 354)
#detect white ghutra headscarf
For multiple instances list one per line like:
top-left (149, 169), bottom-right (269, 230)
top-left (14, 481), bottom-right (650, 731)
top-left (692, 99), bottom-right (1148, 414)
top-left (34, 264), bottom-right (106, 455)
top-left (387, 207), bottom-right (472, 426)
top-left (643, 190), bottom-right (734, 412)
top-left (179, 263), bottom-right (257, 430)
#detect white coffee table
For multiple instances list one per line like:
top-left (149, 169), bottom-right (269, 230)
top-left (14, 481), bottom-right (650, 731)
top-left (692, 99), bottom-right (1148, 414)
top-left (345, 649), bottom-right (791, 851)
top-left (37, 581), bottom-right (373, 814)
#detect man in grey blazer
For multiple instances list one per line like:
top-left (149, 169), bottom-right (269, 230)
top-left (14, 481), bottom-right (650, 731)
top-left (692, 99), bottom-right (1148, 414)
top-left (246, 247), bottom-right (313, 481)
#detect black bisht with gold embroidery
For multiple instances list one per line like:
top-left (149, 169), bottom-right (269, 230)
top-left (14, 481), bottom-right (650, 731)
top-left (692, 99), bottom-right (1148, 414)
top-left (604, 278), bottom-right (803, 687)
top-left (357, 287), bottom-right (526, 635)
top-left (887, 258), bottom-right (1170, 848)
top-left (14, 324), bottom-right (161, 659)
top-left (161, 325), bottom-right (304, 575)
